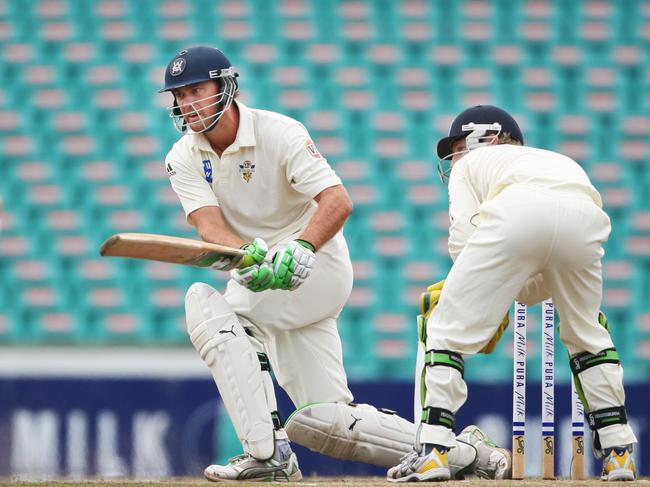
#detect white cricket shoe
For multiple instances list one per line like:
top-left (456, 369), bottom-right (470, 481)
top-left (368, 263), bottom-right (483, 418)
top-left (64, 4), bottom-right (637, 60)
top-left (600, 446), bottom-right (637, 481)
top-left (204, 440), bottom-right (302, 482)
top-left (387, 445), bottom-right (451, 482)
top-left (456, 425), bottom-right (512, 480)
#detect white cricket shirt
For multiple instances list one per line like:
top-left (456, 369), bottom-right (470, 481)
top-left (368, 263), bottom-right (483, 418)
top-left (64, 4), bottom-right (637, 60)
top-left (447, 144), bottom-right (603, 261)
top-left (164, 101), bottom-right (342, 246)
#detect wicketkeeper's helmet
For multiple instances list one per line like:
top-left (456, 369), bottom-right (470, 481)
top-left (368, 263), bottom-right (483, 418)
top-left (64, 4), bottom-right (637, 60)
top-left (436, 104), bottom-right (524, 159)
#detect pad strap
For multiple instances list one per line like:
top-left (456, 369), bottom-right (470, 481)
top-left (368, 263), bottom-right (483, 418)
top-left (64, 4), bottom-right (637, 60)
top-left (352, 403), bottom-right (398, 416)
top-left (271, 410), bottom-right (283, 430)
top-left (377, 407), bottom-right (397, 415)
top-left (421, 407), bottom-right (455, 430)
top-left (570, 348), bottom-right (619, 374)
top-left (257, 352), bottom-right (271, 371)
top-left (587, 406), bottom-right (628, 431)
top-left (424, 349), bottom-right (464, 378)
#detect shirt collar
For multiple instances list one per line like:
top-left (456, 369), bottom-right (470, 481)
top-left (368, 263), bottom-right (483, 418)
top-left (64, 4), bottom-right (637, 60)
top-left (190, 100), bottom-right (256, 155)
top-left (232, 100), bottom-right (256, 150)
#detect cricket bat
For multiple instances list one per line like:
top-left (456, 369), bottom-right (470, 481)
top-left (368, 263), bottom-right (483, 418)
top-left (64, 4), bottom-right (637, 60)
top-left (99, 233), bottom-right (247, 270)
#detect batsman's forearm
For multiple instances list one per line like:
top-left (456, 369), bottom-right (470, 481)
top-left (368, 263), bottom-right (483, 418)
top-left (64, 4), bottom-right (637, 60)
top-left (199, 226), bottom-right (245, 249)
top-left (300, 186), bottom-right (353, 250)
top-left (190, 206), bottom-right (246, 249)
top-left (204, 232), bottom-right (244, 249)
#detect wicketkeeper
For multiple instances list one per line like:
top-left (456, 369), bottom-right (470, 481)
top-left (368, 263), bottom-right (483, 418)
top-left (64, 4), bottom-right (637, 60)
top-left (388, 105), bottom-right (638, 482)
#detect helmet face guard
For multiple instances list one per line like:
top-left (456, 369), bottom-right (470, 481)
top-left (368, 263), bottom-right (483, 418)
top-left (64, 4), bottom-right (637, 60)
top-left (167, 69), bottom-right (238, 134)
top-left (436, 123), bottom-right (501, 184)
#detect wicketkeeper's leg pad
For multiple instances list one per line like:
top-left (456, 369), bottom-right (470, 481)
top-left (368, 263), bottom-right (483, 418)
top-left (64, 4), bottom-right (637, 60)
top-left (284, 402), bottom-right (476, 476)
top-left (569, 347), bottom-right (637, 455)
top-left (185, 282), bottom-right (276, 459)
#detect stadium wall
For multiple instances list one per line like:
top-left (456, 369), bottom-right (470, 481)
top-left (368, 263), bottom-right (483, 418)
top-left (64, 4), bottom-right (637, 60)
top-left (0, 375), bottom-right (646, 479)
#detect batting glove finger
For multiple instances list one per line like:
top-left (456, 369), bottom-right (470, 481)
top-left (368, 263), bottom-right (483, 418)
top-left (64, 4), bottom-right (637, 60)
top-left (232, 262), bottom-right (276, 292)
top-left (239, 237), bottom-right (269, 268)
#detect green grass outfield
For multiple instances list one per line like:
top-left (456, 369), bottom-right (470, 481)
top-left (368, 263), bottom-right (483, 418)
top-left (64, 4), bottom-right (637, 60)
top-left (0, 478), bottom-right (648, 487)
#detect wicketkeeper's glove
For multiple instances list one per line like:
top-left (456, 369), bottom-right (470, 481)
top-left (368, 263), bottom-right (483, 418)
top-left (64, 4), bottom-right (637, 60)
top-left (419, 279), bottom-right (445, 318)
top-left (418, 278), bottom-right (508, 354)
top-left (480, 313), bottom-right (509, 354)
top-left (271, 239), bottom-right (316, 290)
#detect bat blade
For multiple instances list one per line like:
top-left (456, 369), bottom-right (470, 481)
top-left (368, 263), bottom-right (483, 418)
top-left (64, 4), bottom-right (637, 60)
top-left (99, 233), bottom-right (246, 270)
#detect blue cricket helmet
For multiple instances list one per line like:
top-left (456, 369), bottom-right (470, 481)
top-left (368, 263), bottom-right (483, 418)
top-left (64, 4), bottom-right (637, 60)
top-left (160, 46), bottom-right (239, 134)
top-left (437, 105), bottom-right (524, 159)
top-left (159, 46), bottom-right (238, 93)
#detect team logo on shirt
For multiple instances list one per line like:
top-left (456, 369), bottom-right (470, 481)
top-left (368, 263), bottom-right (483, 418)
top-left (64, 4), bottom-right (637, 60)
top-left (305, 140), bottom-right (322, 159)
top-left (239, 160), bottom-right (255, 182)
top-left (202, 159), bottom-right (213, 183)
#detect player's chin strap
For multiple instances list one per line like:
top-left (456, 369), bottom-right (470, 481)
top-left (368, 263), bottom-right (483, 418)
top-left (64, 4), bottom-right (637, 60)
top-left (437, 122), bottom-right (502, 184)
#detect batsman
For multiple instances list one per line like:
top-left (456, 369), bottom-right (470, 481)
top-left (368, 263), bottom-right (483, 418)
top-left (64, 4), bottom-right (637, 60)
top-left (160, 47), bottom-right (510, 482)
top-left (388, 105), bottom-right (638, 482)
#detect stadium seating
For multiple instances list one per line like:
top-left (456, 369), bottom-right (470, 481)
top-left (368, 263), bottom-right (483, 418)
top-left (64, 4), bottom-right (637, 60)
top-left (0, 0), bottom-right (648, 381)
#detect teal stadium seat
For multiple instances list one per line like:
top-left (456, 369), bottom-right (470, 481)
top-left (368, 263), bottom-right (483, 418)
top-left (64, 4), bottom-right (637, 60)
top-left (0, 0), bottom-right (648, 380)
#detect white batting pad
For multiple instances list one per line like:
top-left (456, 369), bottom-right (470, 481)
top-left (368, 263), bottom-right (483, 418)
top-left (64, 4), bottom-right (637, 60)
top-left (285, 402), bottom-right (414, 467)
top-left (285, 402), bottom-right (476, 475)
top-left (185, 282), bottom-right (275, 459)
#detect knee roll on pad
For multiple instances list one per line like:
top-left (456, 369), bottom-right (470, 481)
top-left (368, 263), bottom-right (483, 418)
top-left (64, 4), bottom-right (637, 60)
top-left (185, 282), bottom-right (275, 459)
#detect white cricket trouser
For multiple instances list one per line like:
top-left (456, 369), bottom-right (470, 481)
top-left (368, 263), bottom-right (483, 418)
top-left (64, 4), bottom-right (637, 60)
top-left (421, 184), bottom-right (637, 449)
top-left (224, 232), bottom-right (354, 408)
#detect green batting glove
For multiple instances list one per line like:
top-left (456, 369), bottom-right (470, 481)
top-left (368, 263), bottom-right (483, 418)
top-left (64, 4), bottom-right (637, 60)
top-left (232, 262), bottom-right (276, 292)
top-left (239, 237), bottom-right (268, 268)
top-left (271, 239), bottom-right (316, 290)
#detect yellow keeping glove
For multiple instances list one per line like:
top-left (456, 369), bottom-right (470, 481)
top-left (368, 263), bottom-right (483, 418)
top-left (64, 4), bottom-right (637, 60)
top-left (418, 278), bottom-right (509, 354)
top-left (419, 279), bottom-right (445, 318)
top-left (480, 313), bottom-right (509, 354)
